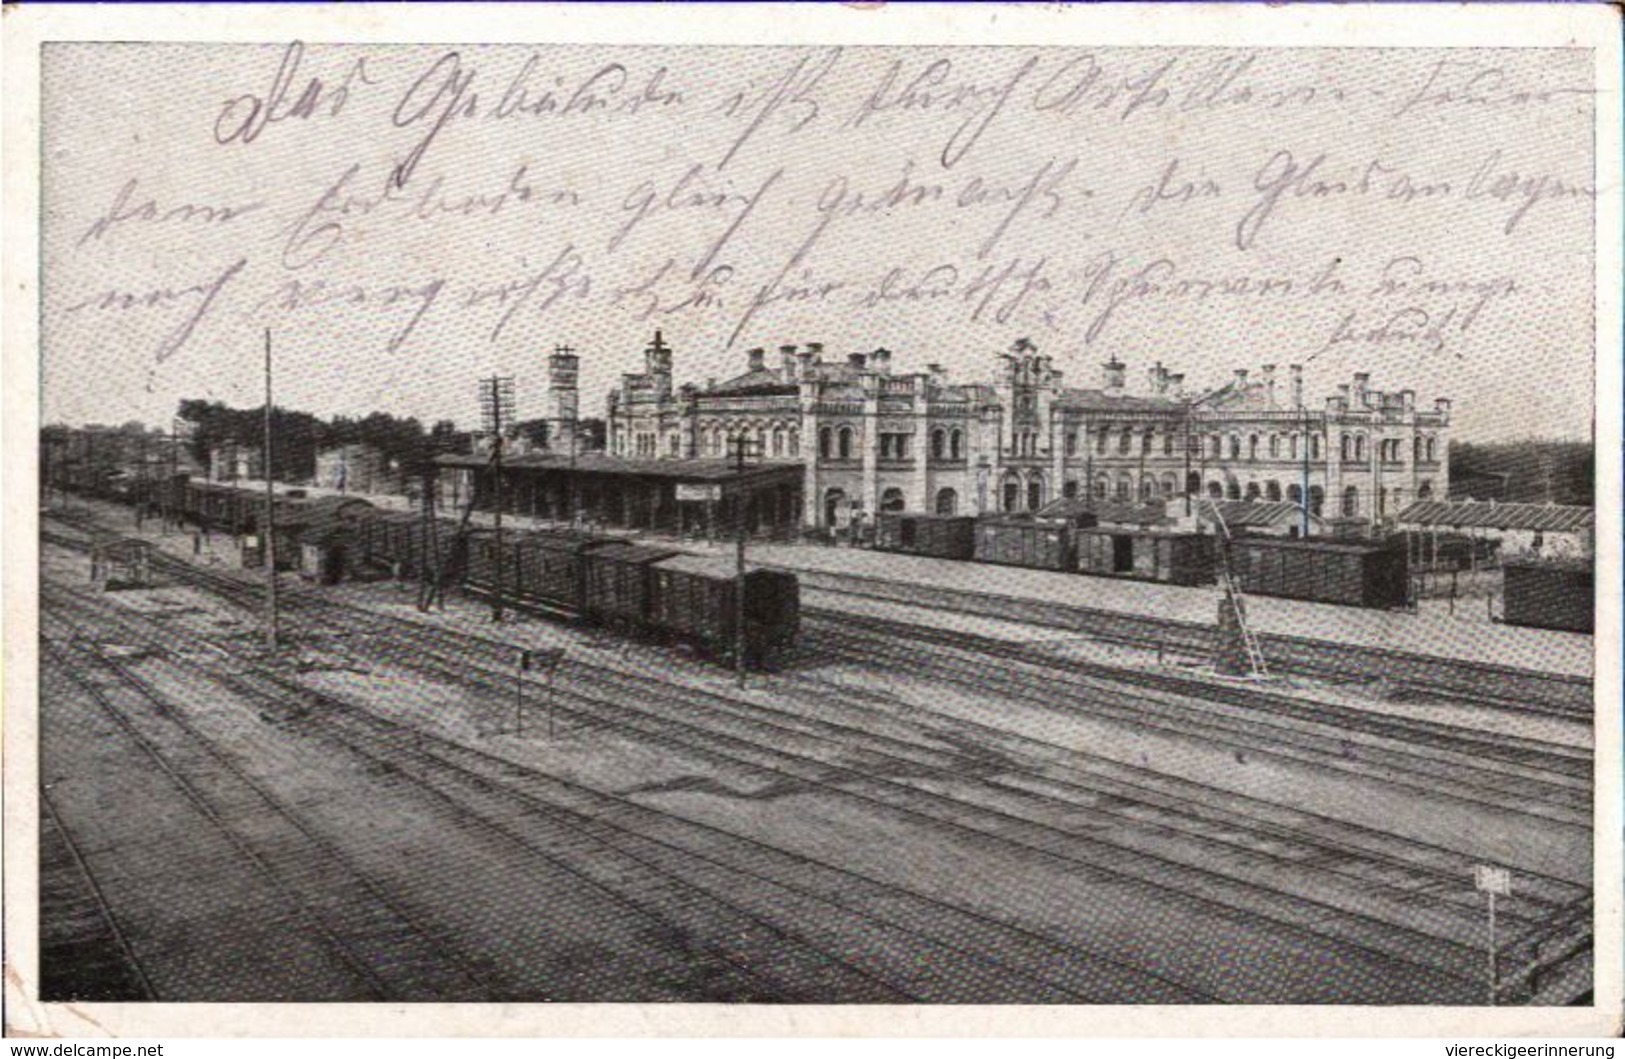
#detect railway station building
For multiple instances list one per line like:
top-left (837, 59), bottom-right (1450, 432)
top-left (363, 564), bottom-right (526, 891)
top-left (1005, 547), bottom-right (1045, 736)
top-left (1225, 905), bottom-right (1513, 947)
top-left (604, 332), bottom-right (1453, 533)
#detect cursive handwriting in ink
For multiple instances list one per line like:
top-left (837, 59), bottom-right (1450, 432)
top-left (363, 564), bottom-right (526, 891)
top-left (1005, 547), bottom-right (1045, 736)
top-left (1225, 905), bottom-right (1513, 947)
top-left (65, 257), bottom-right (248, 363)
top-left (214, 41), bottom-right (376, 146)
top-left (78, 179), bottom-right (265, 247)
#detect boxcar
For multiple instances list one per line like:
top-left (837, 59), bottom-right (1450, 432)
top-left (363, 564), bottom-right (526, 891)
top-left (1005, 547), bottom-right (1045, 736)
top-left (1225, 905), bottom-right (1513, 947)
top-left (875, 513), bottom-right (978, 560)
top-left (974, 517), bottom-right (1074, 570)
top-left (1226, 535), bottom-right (1409, 609)
top-left (581, 542), bottom-right (680, 630)
top-left (650, 553), bottom-right (800, 666)
top-left (1502, 558), bottom-right (1593, 633)
top-left (1076, 528), bottom-right (1216, 587)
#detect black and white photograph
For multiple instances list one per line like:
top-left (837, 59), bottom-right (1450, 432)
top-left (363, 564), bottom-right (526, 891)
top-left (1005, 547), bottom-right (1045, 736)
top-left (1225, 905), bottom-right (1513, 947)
top-left (4, 1), bottom-right (1619, 1039)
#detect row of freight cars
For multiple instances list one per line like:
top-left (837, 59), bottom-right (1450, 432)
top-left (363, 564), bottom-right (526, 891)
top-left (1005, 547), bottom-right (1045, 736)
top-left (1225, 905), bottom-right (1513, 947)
top-left (89, 476), bottom-right (803, 668)
top-left (876, 511), bottom-right (1594, 629)
top-left (876, 511), bottom-right (1414, 610)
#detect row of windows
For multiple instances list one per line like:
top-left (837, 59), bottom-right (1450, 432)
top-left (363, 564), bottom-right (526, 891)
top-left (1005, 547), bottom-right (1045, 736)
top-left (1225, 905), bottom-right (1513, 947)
top-left (622, 423), bottom-right (1440, 469)
top-left (823, 478), bottom-right (1433, 521)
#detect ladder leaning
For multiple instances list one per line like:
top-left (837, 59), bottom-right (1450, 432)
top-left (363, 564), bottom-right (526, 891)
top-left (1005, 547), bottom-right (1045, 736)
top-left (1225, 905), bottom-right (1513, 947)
top-left (1204, 499), bottom-right (1270, 680)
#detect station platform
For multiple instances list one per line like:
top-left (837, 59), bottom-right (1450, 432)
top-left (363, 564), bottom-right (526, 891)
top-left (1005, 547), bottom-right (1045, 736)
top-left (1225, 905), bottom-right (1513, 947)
top-left (681, 542), bottom-right (1594, 682)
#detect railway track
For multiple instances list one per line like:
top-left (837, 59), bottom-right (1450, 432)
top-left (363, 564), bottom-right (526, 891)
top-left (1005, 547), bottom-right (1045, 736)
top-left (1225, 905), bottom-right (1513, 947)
top-left (41, 581), bottom-right (1213, 1003)
top-left (785, 566), bottom-right (1593, 718)
top-left (38, 788), bottom-right (156, 1002)
top-left (40, 531), bottom-right (1590, 1000)
top-left (796, 610), bottom-right (1591, 823)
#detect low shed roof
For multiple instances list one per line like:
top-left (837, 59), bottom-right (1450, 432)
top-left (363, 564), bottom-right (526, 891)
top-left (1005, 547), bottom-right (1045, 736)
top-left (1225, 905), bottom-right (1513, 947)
top-left (1396, 500), bottom-right (1593, 532)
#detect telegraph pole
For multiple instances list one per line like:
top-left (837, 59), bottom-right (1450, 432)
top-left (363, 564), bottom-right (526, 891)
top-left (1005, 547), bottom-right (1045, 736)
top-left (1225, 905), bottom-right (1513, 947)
top-left (1300, 406), bottom-right (1312, 538)
top-left (480, 375), bottom-right (516, 622)
top-left (728, 432), bottom-right (754, 688)
top-left (264, 329), bottom-right (280, 652)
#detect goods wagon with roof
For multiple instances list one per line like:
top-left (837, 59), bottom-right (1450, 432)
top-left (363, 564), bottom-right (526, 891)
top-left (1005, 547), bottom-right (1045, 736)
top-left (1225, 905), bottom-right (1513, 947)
top-left (1501, 558), bottom-right (1592, 633)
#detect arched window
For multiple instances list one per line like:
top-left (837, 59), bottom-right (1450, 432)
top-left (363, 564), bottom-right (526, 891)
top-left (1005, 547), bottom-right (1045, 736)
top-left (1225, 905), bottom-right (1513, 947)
top-left (1227, 480), bottom-right (1242, 500)
top-left (1097, 428), bottom-right (1110, 454)
top-left (788, 429), bottom-right (800, 457)
top-left (1140, 477), bottom-right (1157, 501)
top-left (772, 427), bottom-right (785, 457)
top-left (935, 488), bottom-right (958, 516)
top-left (1186, 471), bottom-right (1202, 495)
top-left (1210, 434), bottom-right (1222, 459)
top-left (1229, 435), bottom-right (1242, 460)
top-left (1309, 485), bottom-right (1325, 515)
top-left (950, 429), bottom-right (963, 460)
top-left (1093, 477), bottom-right (1109, 500)
top-left (1141, 430), bottom-right (1154, 455)
top-left (1027, 476), bottom-right (1043, 511)
top-left (1355, 434), bottom-right (1366, 461)
top-left (1269, 435), bottom-right (1280, 459)
top-left (1426, 437), bottom-right (1437, 462)
top-left (1342, 485), bottom-right (1359, 516)
top-left (1003, 473), bottom-right (1022, 512)
top-left (1249, 435), bottom-right (1260, 460)
top-left (1289, 434), bottom-right (1299, 460)
top-left (1161, 474), bottom-right (1177, 498)
top-left (819, 427), bottom-right (832, 460)
top-left (1115, 476), bottom-right (1132, 501)
top-left (1245, 482), bottom-right (1262, 500)
top-left (1118, 430), bottom-right (1132, 455)
top-left (838, 426), bottom-right (854, 460)
top-left (1418, 480), bottom-right (1434, 499)
top-left (1063, 480), bottom-right (1079, 499)
top-left (931, 428), bottom-right (946, 460)
top-left (1265, 481), bottom-right (1281, 501)
top-left (1414, 437), bottom-right (1424, 463)
top-left (1311, 434), bottom-right (1322, 460)
top-left (1287, 483), bottom-right (1302, 504)
top-left (1341, 434), bottom-right (1353, 461)
top-left (1163, 433), bottom-right (1175, 457)
top-left (880, 487), bottom-right (906, 513)
top-left (1207, 481), bottom-right (1224, 499)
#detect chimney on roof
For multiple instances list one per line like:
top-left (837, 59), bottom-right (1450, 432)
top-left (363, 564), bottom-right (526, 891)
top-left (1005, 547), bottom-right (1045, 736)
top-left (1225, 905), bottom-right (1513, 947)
top-left (1289, 364), bottom-right (1304, 409)
top-left (1435, 397), bottom-right (1451, 415)
top-left (1102, 355), bottom-right (1126, 393)
top-left (848, 352), bottom-right (868, 369)
top-left (1149, 361), bottom-right (1169, 395)
top-left (1234, 368), bottom-right (1249, 389)
top-left (1168, 372), bottom-right (1185, 398)
top-left (779, 344), bottom-right (799, 381)
top-left (747, 347), bottom-right (766, 373)
top-left (1260, 364), bottom-right (1276, 406)
top-left (871, 347), bottom-right (892, 373)
top-left (1353, 371), bottom-right (1370, 407)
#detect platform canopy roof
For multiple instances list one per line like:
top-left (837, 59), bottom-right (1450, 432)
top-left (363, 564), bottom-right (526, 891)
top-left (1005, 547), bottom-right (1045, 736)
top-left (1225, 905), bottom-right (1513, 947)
top-left (436, 451), bottom-right (802, 484)
top-left (1395, 500), bottom-right (1594, 532)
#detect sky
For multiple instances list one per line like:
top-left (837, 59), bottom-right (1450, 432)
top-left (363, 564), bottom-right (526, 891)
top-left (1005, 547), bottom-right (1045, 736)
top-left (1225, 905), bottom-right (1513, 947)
top-left (41, 41), bottom-right (1597, 440)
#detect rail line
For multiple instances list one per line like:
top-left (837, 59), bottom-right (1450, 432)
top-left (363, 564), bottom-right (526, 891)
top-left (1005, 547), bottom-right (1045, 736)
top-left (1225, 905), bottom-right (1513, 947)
top-left (37, 786), bottom-right (157, 1002)
top-left (51, 540), bottom-right (1560, 997)
top-left (39, 521), bottom-right (1594, 999)
top-left (796, 611), bottom-right (1590, 821)
top-left (42, 581), bottom-right (1213, 1003)
top-left (784, 567), bottom-right (1593, 718)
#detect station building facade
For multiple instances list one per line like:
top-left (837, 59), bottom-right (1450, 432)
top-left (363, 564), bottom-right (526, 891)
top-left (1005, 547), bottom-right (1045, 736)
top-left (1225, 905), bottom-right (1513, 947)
top-left (603, 332), bottom-right (1452, 532)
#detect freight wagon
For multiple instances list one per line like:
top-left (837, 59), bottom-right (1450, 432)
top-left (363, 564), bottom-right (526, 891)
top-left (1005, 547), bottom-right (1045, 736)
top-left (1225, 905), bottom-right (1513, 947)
top-left (974, 516), bottom-right (1075, 571)
top-left (1225, 535), bottom-right (1410, 609)
top-left (463, 529), bottom-right (799, 667)
top-left (1076, 527), bottom-right (1217, 587)
top-left (875, 513), bottom-right (978, 560)
top-left (1502, 558), bottom-right (1593, 633)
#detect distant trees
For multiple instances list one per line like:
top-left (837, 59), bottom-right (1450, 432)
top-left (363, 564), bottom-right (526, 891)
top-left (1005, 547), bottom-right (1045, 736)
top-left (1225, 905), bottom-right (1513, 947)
top-left (1450, 439), bottom-right (1594, 506)
top-left (172, 400), bottom-right (469, 484)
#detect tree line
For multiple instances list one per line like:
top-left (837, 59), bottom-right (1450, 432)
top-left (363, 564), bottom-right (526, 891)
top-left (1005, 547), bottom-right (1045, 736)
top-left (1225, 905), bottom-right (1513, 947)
top-left (1449, 439), bottom-right (1594, 506)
